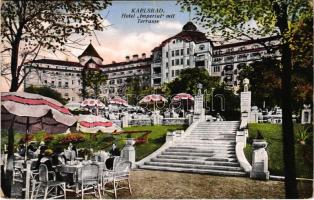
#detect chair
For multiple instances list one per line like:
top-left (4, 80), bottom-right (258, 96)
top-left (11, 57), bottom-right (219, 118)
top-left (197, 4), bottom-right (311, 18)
top-left (77, 163), bottom-right (102, 199)
top-left (102, 157), bottom-right (132, 198)
top-left (31, 164), bottom-right (66, 199)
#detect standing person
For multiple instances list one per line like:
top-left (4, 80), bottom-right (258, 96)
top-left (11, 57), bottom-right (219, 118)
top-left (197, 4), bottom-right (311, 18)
top-left (106, 144), bottom-right (120, 170)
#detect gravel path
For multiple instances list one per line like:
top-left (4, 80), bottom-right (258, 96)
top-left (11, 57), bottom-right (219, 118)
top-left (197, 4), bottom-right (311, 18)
top-left (10, 169), bottom-right (313, 199)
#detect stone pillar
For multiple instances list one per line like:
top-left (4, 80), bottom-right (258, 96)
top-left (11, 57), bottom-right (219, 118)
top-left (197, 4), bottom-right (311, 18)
top-left (152, 110), bottom-right (161, 125)
top-left (122, 112), bottom-right (129, 128)
top-left (301, 105), bottom-right (312, 124)
top-left (250, 139), bottom-right (270, 180)
top-left (166, 131), bottom-right (176, 142)
top-left (249, 106), bottom-right (259, 123)
top-left (193, 84), bottom-right (205, 122)
top-left (121, 139), bottom-right (136, 168)
top-left (241, 78), bottom-right (251, 124)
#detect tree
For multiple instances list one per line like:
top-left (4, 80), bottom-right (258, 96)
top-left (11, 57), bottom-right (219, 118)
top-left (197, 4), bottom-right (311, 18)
top-left (24, 85), bottom-right (67, 104)
top-left (125, 77), bottom-right (155, 105)
top-left (84, 69), bottom-right (107, 99)
top-left (166, 68), bottom-right (220, 95)
top-left (178, 0), bottom-right (312, 197)
top-left (238, 58), bottom-right (282, 108)
top-left (1, 1), bottom-right (111, 92)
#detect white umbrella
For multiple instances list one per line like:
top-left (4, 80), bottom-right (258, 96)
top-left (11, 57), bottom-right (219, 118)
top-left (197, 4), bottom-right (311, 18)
top-left (65, 102), bottom-right (81, 111)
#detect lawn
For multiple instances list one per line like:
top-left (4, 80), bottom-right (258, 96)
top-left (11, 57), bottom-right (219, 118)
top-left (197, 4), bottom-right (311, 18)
top-left (1, 125), bottom-right (185, 162)
top-left (244, 123), bottom-right (313, 178)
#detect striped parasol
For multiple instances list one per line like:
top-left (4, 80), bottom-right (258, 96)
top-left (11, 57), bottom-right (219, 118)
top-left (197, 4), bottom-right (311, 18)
top-left (77, 114), bottom-right (121, 133)
top-left (1, 92), bottom-right (76, 134)
top-left (138, 94), bottom-right (167, 105)
top-left (1, 92), bottom-right (76, 197)
top-left (172, 93), bottom-right (194, 102)
top-left (109, 96), bottom-right (128, 106)
top-left (80, 98), bottom-right (105, 108)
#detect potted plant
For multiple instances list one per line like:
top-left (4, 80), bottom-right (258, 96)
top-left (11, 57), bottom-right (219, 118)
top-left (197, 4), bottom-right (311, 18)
top-left (296, 127), bottom-right (309, 145)
top-left (126, 134), bottom-right (135, 146)
top-left (252, 131), bottom-right (267, 149)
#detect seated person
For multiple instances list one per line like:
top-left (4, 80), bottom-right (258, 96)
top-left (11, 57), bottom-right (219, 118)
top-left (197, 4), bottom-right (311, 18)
top-left (35, 141), bottom-right (47, 157)
top-left (52, 148), bottom-right (66, 166)
top-left (36, 149), bottom-right (54, 172)
top-left (17, 144), bottom-right (26, 157)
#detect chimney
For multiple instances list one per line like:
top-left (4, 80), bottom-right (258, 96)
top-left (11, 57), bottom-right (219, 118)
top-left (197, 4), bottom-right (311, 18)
top-left (112, 61), bottom-right (116, 64)
top-left (142, 53), bottom-right (146, 59)
top-left (126, 56), bottom-right (130, 62)
top-left (132, 54), bottom-right (138, 61)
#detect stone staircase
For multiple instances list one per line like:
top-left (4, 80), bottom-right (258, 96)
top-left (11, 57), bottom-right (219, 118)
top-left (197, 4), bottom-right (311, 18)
top-left (139, 121), bottom-right (247, 176)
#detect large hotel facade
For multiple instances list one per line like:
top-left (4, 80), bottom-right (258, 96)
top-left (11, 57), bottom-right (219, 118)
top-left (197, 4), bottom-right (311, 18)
top-left (24, 22), bottom-right (280, 102)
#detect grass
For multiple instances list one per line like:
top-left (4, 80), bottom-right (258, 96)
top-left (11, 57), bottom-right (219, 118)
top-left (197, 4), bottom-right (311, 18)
top-left (1, 125), bottom-right (185, 162)
top-left (245, 123), bottom-right (313, 178)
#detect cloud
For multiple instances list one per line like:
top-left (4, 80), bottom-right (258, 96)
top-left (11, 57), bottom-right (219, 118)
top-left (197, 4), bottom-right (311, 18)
top-left (152, 20), bottom-right (183, 32)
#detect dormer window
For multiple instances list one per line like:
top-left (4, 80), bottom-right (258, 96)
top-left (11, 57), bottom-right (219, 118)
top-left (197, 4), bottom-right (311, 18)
top-left (199, 45), bottom-right (205, 50)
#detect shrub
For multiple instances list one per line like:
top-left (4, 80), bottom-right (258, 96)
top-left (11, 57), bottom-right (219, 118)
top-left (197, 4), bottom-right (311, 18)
top-left (44, 134), bottom-right (54, 143)
top-left (59, 133), bottom-right (85, 145)
top-left (19, 134), bottom-right (34, 143)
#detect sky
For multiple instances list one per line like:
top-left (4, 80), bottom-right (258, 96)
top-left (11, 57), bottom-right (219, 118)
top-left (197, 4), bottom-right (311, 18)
top-left (49, 1), bottom-right (197, 64)
top-left (2, 1), bottom-right (197, 91)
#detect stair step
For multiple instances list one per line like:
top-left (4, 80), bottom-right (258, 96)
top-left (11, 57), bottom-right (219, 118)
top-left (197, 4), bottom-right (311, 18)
top-left (170, 146), bottom-right (235, 151)
top-left (161, 151), bottom-right (235, 157)
top-left (139, 165), bottom-right (247, 177)
top-left (144, 161), bottom-right (243, 171)
top-left (165, 148), bottom-right (235, 154)
top-left (150, 158), bottom-right (240, 167)
top-left (157, 154), bottom-right (236, 162)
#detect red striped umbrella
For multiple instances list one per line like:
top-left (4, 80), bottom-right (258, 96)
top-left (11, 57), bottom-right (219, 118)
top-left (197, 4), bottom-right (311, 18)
top-left (139, 94), bottom-right (167, 104)
top-left (172, 93), bottom-right (194, 102)
top-left (77, 114), bottom-right (121, 133)
top-left (1, 92), bottom-right (76, 134)
top-left (109, 96), bottom-right (128, 106)
top-left (1, 92), bottom-right (76, 197)
top-left (80, 98), bottom-right (105, 108)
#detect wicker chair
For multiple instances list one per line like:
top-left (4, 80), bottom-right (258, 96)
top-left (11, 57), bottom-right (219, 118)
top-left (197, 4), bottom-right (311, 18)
top-left (31, 164), bottom-right (66, 199)
top-left (77, 163), bottom-right (102, 199)
top-left (102, 157), bottom-right (132, 198)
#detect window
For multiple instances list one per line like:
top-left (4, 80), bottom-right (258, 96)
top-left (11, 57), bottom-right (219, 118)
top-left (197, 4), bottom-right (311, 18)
top-left (199, 45), bottom-right (205, 50)
top-left (238, 46), bottom-right (246, 51)
top-left (171, 51), bottom-right (174, 57)
top-left (166, 73), bottom-right (169, 78)
top-left (180, 58), bottom-right (183, 65)
top-left (128, 70), bottom-right (133, 74)
top-left (109, 80), bottom-right (115, 84)
top-left (166, 52), bottom-right (168, 58)
top-left (78, 80), bottom-right (81, 84)
top-left (226, 48), bottom-right (233, 53)
top-left (58, 81), bottom-right (61, 87)
top-left (187, 48), bottom-right (190, 54)
top-left (175, 50), bottom-right (180, 56)
top-left (121, 71), bottom-right (125, 75)
top-left (117, 79), bottom-right (122, 84)
top-left (172, 40), bottom-right (176, 44)
top-left (180, 49), bottom-right (184, 55)
top-left (171, 60), bottom-right (174, 66)
top-left (175, 70), bottom-right (180, 76)
top-left (175, 59), bottom-right (179, 65)
top-left (166, 62), bottom-right (168, 68)
top-left (113, 72), bottom-right (116, 76)
top-left (187, 59), bottom-right (190, 65)
top-left (44, 80), bottom-right (47, 84)
top-left (64, 93), bottom-right (68, 97)
top-left (213, 66), bottom-right (220, 72)
top-left (172, 70), bottom-right (175, 77)
top-left (65, 82), bottom-right (68, 88)
top-left (72, 80), bottom-right (74, 85)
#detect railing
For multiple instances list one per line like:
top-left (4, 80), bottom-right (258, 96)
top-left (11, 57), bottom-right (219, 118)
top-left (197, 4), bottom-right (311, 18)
top-left (129, 119), bottom-right (152, 126)
top-left (162, 118), bottom-right (188, 125)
